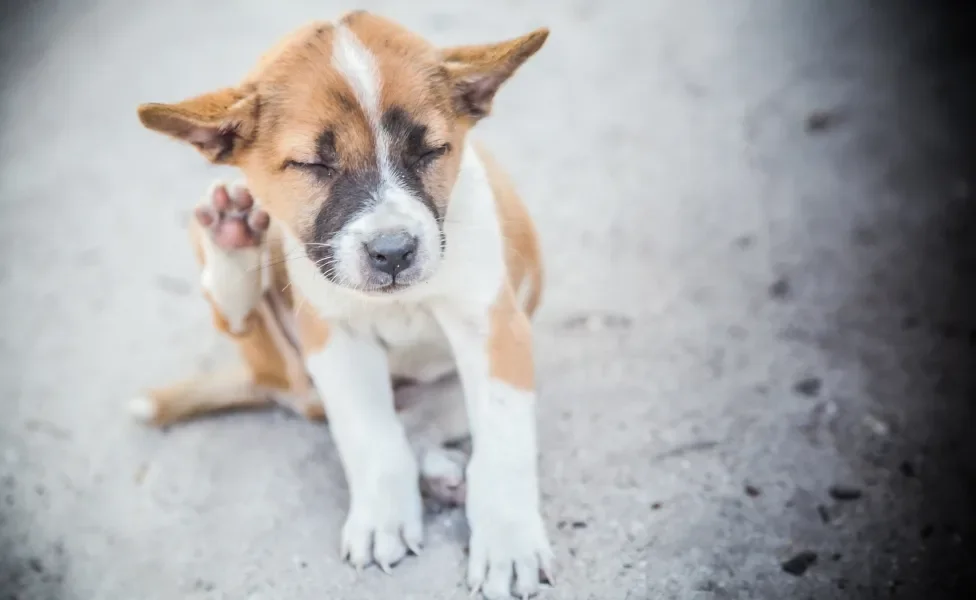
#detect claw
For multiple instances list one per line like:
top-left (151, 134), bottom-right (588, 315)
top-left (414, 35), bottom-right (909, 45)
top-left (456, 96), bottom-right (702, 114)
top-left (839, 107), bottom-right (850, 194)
top-left (378, 562), bottom-right (392, 575)
top-left (405, 539), bottom-right (423, 556)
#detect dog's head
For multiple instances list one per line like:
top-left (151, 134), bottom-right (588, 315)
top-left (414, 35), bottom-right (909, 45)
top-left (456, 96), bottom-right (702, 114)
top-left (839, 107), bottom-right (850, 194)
top-left (138, 11), bottom-right (547, 294)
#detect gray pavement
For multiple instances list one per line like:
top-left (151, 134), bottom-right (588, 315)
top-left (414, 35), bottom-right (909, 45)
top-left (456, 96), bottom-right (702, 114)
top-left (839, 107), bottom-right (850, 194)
top-left (3, 1), bottom-right (976, 599)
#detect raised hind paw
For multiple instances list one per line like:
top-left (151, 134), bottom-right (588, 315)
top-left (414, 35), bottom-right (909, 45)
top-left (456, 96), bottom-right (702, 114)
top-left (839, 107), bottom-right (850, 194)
top-left (195, 181), bottom-right (269, 250)
top-left (195, 181), bottom-right (271, 334)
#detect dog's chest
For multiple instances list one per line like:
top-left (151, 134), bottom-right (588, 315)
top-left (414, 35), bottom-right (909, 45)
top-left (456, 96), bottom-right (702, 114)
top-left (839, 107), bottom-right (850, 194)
top-left (346, 304), bottom-right (455, 382)
top-left (347, 303), bottom-right (441, 348)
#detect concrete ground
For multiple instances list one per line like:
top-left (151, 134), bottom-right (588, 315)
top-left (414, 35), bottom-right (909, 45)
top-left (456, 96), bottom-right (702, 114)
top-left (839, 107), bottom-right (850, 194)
top-left (4, 1), bottom-right (976, 598)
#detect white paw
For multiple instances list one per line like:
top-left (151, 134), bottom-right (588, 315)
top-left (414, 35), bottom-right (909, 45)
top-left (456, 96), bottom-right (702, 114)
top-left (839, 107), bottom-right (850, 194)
top-left (340, 459), bottom-right (424, 572)
top-left (420, 447), bottom-right (468, 507)
top-left (465, 459), bottom-right (554, 599)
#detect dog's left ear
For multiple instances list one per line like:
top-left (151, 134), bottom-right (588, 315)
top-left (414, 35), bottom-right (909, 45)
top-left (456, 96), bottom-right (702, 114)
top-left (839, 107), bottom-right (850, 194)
top-left (442, 27), bottom-right (549, 122)
top-left (136, 87), bottom-right (259, 164)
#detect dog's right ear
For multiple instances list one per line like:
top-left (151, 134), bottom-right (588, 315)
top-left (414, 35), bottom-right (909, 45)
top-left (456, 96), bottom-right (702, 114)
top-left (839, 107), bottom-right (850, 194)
top-left (137, 87), bottom-right (259, 164)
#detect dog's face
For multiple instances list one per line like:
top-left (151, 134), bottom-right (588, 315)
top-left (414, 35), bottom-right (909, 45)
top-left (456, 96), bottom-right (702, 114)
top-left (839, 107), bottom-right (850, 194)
top-left (138, 12), bottom-right (547, 294)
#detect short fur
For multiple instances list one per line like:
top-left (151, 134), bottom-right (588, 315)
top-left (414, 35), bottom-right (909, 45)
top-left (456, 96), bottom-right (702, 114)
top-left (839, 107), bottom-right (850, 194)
top-left (134, 11), bottom-right (552, 600)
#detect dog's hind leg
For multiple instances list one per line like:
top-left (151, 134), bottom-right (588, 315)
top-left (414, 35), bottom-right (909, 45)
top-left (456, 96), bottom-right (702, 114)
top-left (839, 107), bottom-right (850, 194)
top-left (130, 366), bottom-right (271, 426)
top-left (131, 181), bottom-right (322, 427)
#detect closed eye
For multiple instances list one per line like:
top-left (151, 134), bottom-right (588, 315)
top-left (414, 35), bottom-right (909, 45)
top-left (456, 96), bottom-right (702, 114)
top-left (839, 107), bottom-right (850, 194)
top-left (284, 160), bottom-right (337, 178)
top-left (408, 143), bottom-right (450, 170)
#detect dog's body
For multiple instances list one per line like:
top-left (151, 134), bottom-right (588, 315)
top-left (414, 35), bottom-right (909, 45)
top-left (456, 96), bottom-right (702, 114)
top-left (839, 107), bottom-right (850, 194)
top-left (133, 11), bottom-right (552, 599)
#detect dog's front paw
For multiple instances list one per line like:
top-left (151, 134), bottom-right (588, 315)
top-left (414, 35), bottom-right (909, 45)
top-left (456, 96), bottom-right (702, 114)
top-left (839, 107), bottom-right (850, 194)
top-left (466, 460), bottom-right (554, 599)
top-left (341, 461), bottom-right (424, 572)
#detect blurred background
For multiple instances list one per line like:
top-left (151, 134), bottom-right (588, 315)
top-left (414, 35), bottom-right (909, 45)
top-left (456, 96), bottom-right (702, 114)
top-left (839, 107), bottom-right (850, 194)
top-left (3, 0), bottom-right (976, 598)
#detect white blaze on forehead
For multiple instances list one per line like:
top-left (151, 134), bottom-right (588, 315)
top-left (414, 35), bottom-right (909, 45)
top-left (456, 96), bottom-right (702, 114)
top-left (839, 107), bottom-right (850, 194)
top-left (331, 25), bottom-right (390, 175)
top-left (327, 24), bottom-right (444, 291)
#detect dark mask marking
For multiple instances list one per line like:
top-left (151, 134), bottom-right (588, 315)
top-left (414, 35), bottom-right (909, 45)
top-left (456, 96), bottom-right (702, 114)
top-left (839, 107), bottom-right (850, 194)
top-left (316, 129), bottom-right (338, 165)
top-left (381, 107), bottom-right (443, 228)
top-left (309, 167), bottom-right (381, 281)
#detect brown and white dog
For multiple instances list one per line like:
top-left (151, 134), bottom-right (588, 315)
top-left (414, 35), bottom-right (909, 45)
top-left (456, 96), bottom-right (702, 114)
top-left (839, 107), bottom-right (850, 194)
top-left (132, 10), bottom-right (552, 600)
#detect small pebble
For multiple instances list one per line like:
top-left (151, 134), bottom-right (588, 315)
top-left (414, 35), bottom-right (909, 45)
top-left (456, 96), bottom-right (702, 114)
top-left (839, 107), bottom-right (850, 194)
top-left (769, 277), bottom-right (791, 300)
top-left (571, 521), bottom-right (588, 529)
top-left (744, 484), bottom-right (761, 497)
top-left (193, 579), bottom-right (215, 592)
top-left (828, 485), bottom-right (863, 501)
top-left (805, 109), bottom-right (842, 133)
top-left (817, 504), bottom-right (831, 523)
top-left (651, 502), bottom-right (663, 510)
top-left (734, 235), bottom-right (755, 250)
top-left (793, 377), bottom-right (822, 398)
top-left (28, 558), bottom-right (43, 573)
top-left (781, 551), bottom-right (818, 576)
top-left (899, 460), bottom-right (916, 478)
top-left (560, 313), bottom-right (632, 332)
top-left (863, 414), bottom-right (890, 436)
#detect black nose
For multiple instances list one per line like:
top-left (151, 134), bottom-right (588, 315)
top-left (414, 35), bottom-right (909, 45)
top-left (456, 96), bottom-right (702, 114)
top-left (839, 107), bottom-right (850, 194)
top-left (365, 232), bottom-right (418, 277)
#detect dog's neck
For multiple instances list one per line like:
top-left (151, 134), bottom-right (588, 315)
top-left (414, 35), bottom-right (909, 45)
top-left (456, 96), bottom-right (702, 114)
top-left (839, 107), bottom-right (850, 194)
top-left (280, 140), bottom-right (506, 321)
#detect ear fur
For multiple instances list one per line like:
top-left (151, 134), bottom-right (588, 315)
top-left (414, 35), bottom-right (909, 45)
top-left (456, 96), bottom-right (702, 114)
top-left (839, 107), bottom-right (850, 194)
top-left (137, 87), bottom-right (259, 164)
top-left (442, 27), bottom-right (549, 122)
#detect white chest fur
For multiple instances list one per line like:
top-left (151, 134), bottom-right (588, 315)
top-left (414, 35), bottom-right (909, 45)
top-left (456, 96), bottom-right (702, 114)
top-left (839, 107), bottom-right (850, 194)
top-left (348, 302), bottom-right (455, 382)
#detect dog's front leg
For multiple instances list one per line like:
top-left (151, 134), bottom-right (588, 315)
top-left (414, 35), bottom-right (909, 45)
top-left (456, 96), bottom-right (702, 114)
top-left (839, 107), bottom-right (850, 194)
top-left (435, 284), bottom-right (554, 600)
top-left (302, 322), bottom-right (423, 571)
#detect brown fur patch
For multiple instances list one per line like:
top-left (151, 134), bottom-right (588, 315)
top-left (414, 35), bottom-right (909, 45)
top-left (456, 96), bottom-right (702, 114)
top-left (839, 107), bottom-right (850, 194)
top-left (295, 294), bottom-right (331, 354)
top-left (488, 282), bottom-right (535, 391)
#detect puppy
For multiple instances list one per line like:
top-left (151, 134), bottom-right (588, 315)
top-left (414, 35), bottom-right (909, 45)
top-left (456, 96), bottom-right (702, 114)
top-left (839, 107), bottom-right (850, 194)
top-left (133, 11), bottom-right (551, 599)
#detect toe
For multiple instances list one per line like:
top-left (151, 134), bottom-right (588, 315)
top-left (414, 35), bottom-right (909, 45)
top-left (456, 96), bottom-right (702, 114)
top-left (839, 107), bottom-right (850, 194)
top-left (194, 205), bottom-right (215, 228)
top-left (483, 559), bottom-right (515, 600)
top-left (211, 184), bottom-right (231, 212)
top-left (341, 525), bottom-right (373, 569)
top-left (420, 448), bottom-right (467, 506)
top-left (467, 538), bottom-right (488, 592)
top-left (373, 530), bottom-right (408, 570)
top-left (248, 209), bottom-right (270, 233)
top-left (402, 518), bottom-right (424, 555)
top-left (513, 558), bottom-right (541, 598)
top-left (538, 548), bottom-right (555, 586)
top-left (230, 183), bottom-right (254, 209)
